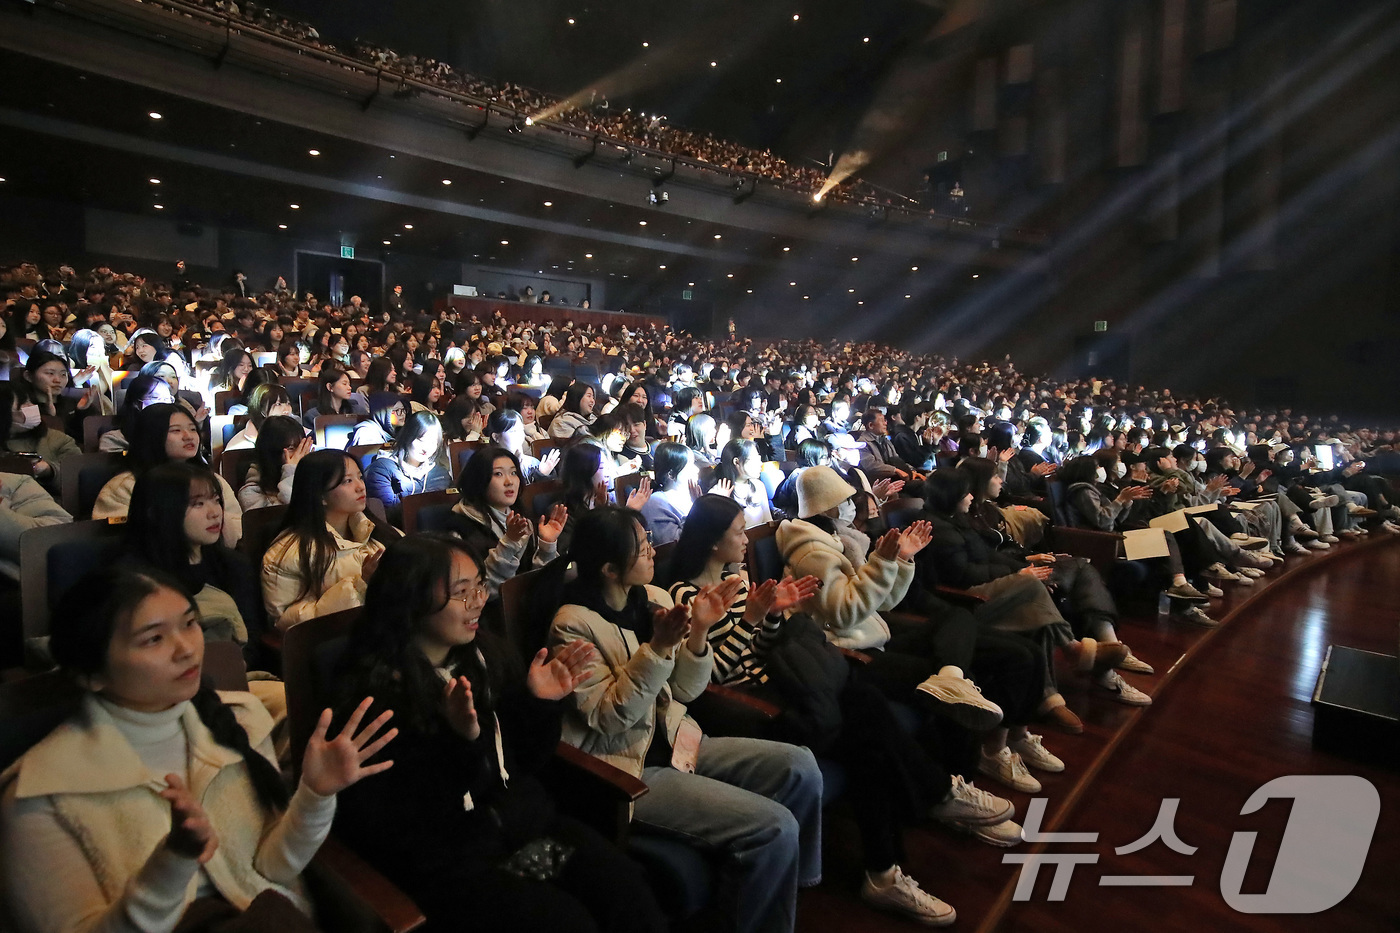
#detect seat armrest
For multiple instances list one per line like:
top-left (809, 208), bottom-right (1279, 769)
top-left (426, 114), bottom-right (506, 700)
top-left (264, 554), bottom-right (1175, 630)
top-left (309, 835), bottom-right (426, 933)
top-left (552, 741), bottom-right (649, 801)
top-left (1048, 527), bottom-right (1125, 570)
top-left (838, 647), bottom-right (872, 665)
top-left (545, 742), bottom-right (649, 845)
top-left (934, 585), bottom-right (989, 606)
top-left (705, 683), bottom-right (781, 718)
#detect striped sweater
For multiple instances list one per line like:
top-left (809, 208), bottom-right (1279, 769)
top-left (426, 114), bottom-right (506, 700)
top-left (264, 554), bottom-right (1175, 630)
top-left (669, 573), bottom-right (782, 686)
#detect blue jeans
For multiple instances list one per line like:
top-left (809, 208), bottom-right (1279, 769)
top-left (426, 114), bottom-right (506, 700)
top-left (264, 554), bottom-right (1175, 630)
top-left (634, 736), bottom-right (823, 933)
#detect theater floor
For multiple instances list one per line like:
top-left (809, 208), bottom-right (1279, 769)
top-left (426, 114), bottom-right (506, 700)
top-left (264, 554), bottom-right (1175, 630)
top-left (794, 535), bottom-right (1400, 932)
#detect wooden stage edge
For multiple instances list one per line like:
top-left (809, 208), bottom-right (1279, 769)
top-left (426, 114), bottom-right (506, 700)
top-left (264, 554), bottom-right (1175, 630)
top-left (974, 532), bottom-right (1400, 933)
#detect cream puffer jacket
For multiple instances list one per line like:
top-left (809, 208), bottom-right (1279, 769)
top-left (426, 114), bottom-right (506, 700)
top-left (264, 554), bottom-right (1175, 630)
top-left (94, 471), bottom-right (244, 549)
top-left (549, 585), bottom-right (713, 779)
top-left (261, 511), bottom-right (386, 630)
top-left (776, 518), bottom-right (915, 651)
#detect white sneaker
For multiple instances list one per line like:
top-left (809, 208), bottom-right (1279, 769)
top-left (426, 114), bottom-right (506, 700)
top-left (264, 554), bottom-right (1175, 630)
top-left (944, 817), bottom-right (1024, 847)
top-left (1310, 494), bottom-right (1340, 508)
top-left (977, 746), bottom-right (1042, 793)
top-left (1305, 539), bottom-right (1331, 550)
top-left (929, 774), bottom-right (1015, 824)
top-left (1009, 732), bottom-right (1065, 772)
top-left (1229, 534), bottom-right (1270, 550)
top-left (1096, 670), bottom-right (1153, 706)
top-left (916, 674), bottom-right (1004, 731)
top-left (861, 867), bottom-right (957, 926)
top-left (1285, 541), bottom-right (1311, 555)
top-left (1117, 649), bottom-right (1155, 674)
top-left (1238, 566), bottom-right (1265, 578)
top-left (1230, 572), bottom-right (1255, 586)
top-left (1203, 564), bottom-right (1241, 581)
top-left (1203, 582), bottom-right (1225, 597)
top-left (1319, 534), bottom-right (1340, 544)
top-left (1177, 606), bottom-right (1219, 627)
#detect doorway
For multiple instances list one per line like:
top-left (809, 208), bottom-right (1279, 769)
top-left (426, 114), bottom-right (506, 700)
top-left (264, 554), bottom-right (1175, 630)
top-left (295, 252), bottom-right (384, 312)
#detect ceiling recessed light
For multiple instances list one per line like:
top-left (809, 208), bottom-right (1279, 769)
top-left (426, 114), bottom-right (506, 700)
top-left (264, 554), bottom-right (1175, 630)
top-left (911, 265), bottom-right (919, 271)
top-left (148, 178), bottom-right (161, 185)
top-left (403, 223), bottom-right (414, 230)
top-left (851, 256), bottom-right (859, 262)
top-left (848, 288), bottom-right (855, 293)
top-left (278, 223), bottom-right (287, 229)
top-left (905, 295), bottom-right (911, 299)
top-left (776, 78), bottom-right (782, 84)
top-left (746, 289), bottom-right (753, 293)
top-left (713, 234), bottom-right (722, 239)
top-left (153, 204), bottom-right (163, 210)
top-left (0, 177), bottom-right (6, 183)
top-left (710, 61), bottom-right (717, 67)
top-left (863, 37), bottom-right (870, 43)
top-left (500, 240), bottom-right (509, 245)
top-left (659, 265), bottom-right (666, 269)
top-left (567, 17), bottom-right (575, 24)
top-left (972, 273), bottom-right (980, 279)
top-left (792, 13), bottom-right (800, 20)
top-left (782, 246), bottom-right (790, 251)
top-left (289, 203), bottom-right (300, 209)
top-left (383, 240), bottom-right (391, 245)
top-left (789, 281), bottom-right (796, 286)
top-left (148, 111), bottom-right (162, 120)
top-left (442, 179), bottom-right (452, 185)
top-left (584, 253), bottom-right (593, 258)
top-left (638, 221), bottom-right (647, 226)
top-left (726, 273), bottom-right (734, 278)
top-left (308, 149), bottom-right (320, 156)
top-left (543, 201), bottom-right (553, 207)
top-left (642, 41), bottom-right (649, 47)
top-left (688, 282), bottom-right (695, 287)
top-left (858, 301), bottom-right (864, 305)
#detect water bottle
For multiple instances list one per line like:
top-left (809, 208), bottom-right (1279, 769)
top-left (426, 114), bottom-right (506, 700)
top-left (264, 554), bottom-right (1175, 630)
top-left (1157, 591), bottom-right (1171, 622)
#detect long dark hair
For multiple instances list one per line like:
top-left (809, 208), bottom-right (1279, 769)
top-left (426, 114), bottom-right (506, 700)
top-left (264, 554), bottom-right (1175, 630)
top-left (457, 445), bottom-right (521, 519)
top-left (114, 374), bottom-right (172, 430)
top-left (316, 368), bottom-right (352, 415)
top-left (276, 450), bottom-right (367, 603)
top-left (250, 416), bottom-right (304, 495)
top-left (652, 441), bottom-right (692, 492)
top-left (364, 357), bottom-right (395, 393)
top-left (562, 382), bottom-right (594, 415)
top-left (922, 468), bottom-right (971, 517)
top-left (669, 494), bottom-right (743, 584)
top-left (562, 506), bottom-right (649, 618)
top-left (127, 463), bottom-right (228, 588)
top-left (559, 442), bottom-right (603, 514)
top-left (215, 347), bottom-right (255, 395)
top-left (958, 456), bottom-right (999, 502)
top-left (340, 534), bottom-right (490, 733)
top-left (713, 438), bottom-right (756, 485)
top-left (49, 566), bottom-right (288, 812)
top-left (392, 410), bottom-right (444, 460)
top-left (129, 403), bottom-right (205, 475)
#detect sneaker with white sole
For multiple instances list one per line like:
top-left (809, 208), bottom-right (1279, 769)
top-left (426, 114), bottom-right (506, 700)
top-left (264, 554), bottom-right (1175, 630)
top-left (1009, 732), bottom-right (1065, 772)
top-left (929, 774), bottom-right (1015, 824)
top-left (944, 818), bottom-right (1024, 848)
top-left (1203, 582), bottom-right (1224, 598)
top-left (977, 746), bottom-right (1042, 793)
top-left (1285, 541), bottom-right (1312, 555)
top-left (1229, 534), bottom-right (1270, 550)
top-left (1165, 583), bottom-right (1211, 603)
top-left (1117, 649), bottom-right (1155, 674)
top-left (1237, 566), bottom-right (1265, 578)
top-left (1177, 606), bottom-right (1219, 627)
top-left (1096, 670), bottom-right (1153, 706)
top-left (916, 674), bottom-right (1004, 731)
top-left (1310, 494), bottom-right (1341, 509)
top-left (1203, 564), bottom-right (1242, 581)
top-left (1230, 572), bottom-right (1255, 586)
top-left (1319, 534), bottom-right (1340, 543)
top-left (861, 867), bottom-right (957, 926)
top-left (1305, 539), bottom-right (1331, 550)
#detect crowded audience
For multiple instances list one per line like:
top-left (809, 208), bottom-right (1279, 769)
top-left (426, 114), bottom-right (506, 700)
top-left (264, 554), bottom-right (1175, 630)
top-left (3, 252), bottom-right (1400, 933)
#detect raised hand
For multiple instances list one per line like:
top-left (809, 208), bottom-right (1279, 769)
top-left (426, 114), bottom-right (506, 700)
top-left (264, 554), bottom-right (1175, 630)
top-left (360, 548), bottom-right (382, 581)
top-left (999, 447), bottom-right (1017, 463)
top-left (161, 774), bottom-right (218, 864)
top-left (871, 478), bottom-right (905, 501)
top-left (537, 503), bottom-right (568, 544)
top-left (285, 435), bottom-right (313, 468)
top-left (1205, 475), bottom-right (1227, 492)
top-left (768, 575), bottom-right (820, 615)
top-left (1117, 485), bottom-right (1153, 503)
top-left (649, 604), bottom-right (691, 654)
top-left (527, 640), bottom-right (598, 701)
top-left (688, 576), bottom-right (744, 634)
top-left (301, 697), bottom-right (398, 796)
top-left (875, 528), bottom-right (902, 561)
top-left (593, 479), bottom-right (611, 508)
top-left (711, 478), bottom-right (734, 498)
top-left (539, 447), bottom-right (561, 477)
top-left (1031, 462), bottom-right (1057, 477)
top-left (625, 477), bottom-right (652, 510)
top-left (504, 509), bottom-right (533, 545)
top-left (688, 478), bottom-right (704, 503)
top-left (443, 675), bottom-right (481, 740)
top-left (1161, 477), bottom-right (1180, 493)
top-left (898, 520), bottom-right (933, 561)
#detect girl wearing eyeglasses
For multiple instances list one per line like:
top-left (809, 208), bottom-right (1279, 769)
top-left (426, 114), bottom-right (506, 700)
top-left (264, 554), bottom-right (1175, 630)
top-left (331, 534), bottom-right (664, 933)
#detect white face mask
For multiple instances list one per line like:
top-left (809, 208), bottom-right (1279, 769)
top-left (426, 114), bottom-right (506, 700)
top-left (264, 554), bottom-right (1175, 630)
top-left (1095, 466), bottom-right (1108, 483)
top-left (1191, 460), bottom-right (1205, 472)
top-left (1114, 462), bottom-right (1127, 478)
top-left (18, 403), bottom-right (41, 430)
top-left (836, 499), bottom-right (857, 525)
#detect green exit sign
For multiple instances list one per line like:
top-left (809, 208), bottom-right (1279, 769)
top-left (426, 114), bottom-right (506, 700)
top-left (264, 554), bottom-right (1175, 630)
top-left (340, 246), bottom-right (355, 259)
top-left (1093, 320), bottom-right (1108, 332)
top-left (682, 289), bottom-right (693, 301)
